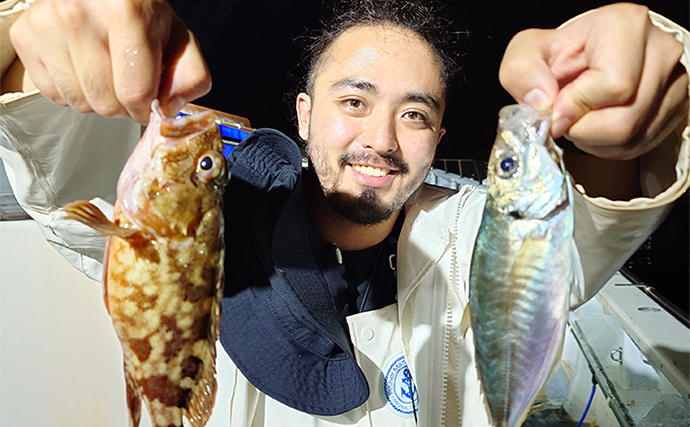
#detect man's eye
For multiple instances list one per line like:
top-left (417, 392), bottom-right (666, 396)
top-left (345, 99), bottom-right (363, 109)
top-left (404, 111), bottom-right (429, 124)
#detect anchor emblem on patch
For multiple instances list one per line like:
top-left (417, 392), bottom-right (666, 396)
top-left (382, 352), bottom-right (419, 418)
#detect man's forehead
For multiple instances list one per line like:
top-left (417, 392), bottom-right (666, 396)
top-left (314, 24), bottom-right (444, 98)
top-left (326, 24), bottom-right (432, 67)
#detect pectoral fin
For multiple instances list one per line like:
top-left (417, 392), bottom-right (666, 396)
top-left (61, 200), bottom-right (142, 241)
top-left (505, 227), bottom-right (553, 314)
top-left (460, 303), bottom-right (472, 338)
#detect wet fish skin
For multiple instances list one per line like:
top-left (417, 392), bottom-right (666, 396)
top-left (61, 100), bottom-right (228, 427)
top-left (467, 104), bottom-right (578, 427)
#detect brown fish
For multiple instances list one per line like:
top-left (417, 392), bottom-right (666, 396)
top-left (61, 100), bottom-right (228, 427)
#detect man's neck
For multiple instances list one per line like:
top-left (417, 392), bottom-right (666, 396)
top-left (308, 184), bottom-right (399, 252)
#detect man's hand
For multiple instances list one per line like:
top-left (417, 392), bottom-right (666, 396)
top-left (499, 3), bottom-right (688, 161)
top-left (9, 0), bottom-right (212, 124)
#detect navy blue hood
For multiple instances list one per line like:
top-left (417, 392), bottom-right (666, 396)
top-left (219, 129), bottom-right (369, 415)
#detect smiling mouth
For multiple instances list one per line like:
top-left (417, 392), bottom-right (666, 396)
top-left (351, 164), bottom-right (393, 177)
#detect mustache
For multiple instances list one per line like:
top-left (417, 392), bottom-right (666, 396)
top-left (338, 151), bottom-right (410, 174)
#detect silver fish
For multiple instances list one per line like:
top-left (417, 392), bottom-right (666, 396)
top-left (463, 104), bottom-right (580, 427)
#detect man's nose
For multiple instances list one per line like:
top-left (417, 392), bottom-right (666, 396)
top-left (363, 111), bottom-right (398, 155)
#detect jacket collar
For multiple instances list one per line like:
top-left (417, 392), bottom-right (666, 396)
top-left (396, 199), bottom-right (452, 312)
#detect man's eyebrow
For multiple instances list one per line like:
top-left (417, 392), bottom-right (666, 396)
top-left (329, 78), bottom-right (380, 95)
top-left (328, 78), bottom-right (442, 112)
top-left (404, 92), bottom-right (442, 113)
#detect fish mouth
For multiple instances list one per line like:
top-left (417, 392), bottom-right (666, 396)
top-left (546, 193), bottom-right (570, 217)
top-left (499, 183), bottom-right (570, 221)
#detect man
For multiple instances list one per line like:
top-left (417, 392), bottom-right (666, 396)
top-left (1, 0), bottom-right (688, 425)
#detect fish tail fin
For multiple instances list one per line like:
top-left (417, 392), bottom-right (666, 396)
top-left (124, 362), bottom-right (142, 427)
top-left (61, 200), bottom-right (140, 240)
top-left (185, 341), bottom-right (218, 427)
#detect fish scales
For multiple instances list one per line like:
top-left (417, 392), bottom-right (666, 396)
top-left (466, 104), bottom-right (579, 427)
top-left (61, 100), bottom-right (228, 427)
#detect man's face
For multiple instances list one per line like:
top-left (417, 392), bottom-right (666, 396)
top-left (297, 24), bottom-right (446, 225)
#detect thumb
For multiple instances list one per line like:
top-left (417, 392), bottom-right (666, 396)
top-left (158, 17), bottom-right (212, 117)
top-left (499, 28), bottom-right (560, 112)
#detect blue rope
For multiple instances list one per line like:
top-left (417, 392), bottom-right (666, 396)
top-left (576, 382), bottom-right (597, 427)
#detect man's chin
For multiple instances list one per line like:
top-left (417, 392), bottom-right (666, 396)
top-left (325, 189), bottom-right (398, 226)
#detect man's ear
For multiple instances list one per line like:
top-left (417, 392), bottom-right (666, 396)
top-left (296, 93), bottom-right (312, 141)
top-left (436, 127), bottom-right (446, 146)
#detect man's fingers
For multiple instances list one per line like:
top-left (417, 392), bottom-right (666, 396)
top-left (71, 27), bottom-right (129, 117)
top-left (562, 17), bottom-right (687, 159)
top-left (10, 48), bottom-right (63, 104)
top-left (34, 40), bottom-right (89, 111)
top-left (9, 0), bottom-right (205, 123)
top-left (158, 18), bottom-right (212, 117)
top-left (499, 28), bottom-right (559, 111)
top-left (9, 7), bottom-right (64, 103)
top-left (549, 4), bottom-right (649, 138)
top-left (566, 53), bottom-right (688, 160)
top-left (109, 4), bottom-right (168, 123)
top-left (499, 4), bottom-right (661, 143)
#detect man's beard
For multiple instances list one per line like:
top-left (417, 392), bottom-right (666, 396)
top-left (308, 148), bottom-right (427, 226)
top-left (323, 186), bottom-right (400, 225)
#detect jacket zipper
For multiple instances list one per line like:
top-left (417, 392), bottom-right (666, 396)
top-left (440, 189), bottom-right (464, 425)
top-left (440, 185), bottom-right (485, 425)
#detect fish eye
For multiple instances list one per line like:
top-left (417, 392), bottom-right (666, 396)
top-left (497, 155), bottom-right (518, 179)
top-left (199, 156), bottom-right (213, 171)
top-left (196, 152), bottom-right (224, 181)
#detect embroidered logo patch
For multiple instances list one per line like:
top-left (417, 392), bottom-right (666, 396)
top-left (382, 352), bottom-right (419, 418)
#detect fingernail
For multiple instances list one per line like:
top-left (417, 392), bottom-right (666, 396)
top-left (167, 96), bottom-right (186, 115)
top-left (523, 88), bottom-right (549, 111)
top-left (551, 115), bottom-right (573, 138)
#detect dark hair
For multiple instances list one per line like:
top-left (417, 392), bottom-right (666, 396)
top-left (285, 0), bottom-right (464, 147)
top-left (297, 0), bottom-right (461, 98)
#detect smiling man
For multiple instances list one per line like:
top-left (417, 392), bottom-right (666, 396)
top-left (2, 0), bottom-right (689, 425)
top-left (297, 24), bottom-right (447, 249)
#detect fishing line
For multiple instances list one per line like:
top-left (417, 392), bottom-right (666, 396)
top-left (408, 370), bottom-right (418, 424)
top-left (575, 375), bottom-right (597, 427)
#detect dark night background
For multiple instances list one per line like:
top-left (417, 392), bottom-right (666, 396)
top-left (170, 0), bottom-right (689, 318)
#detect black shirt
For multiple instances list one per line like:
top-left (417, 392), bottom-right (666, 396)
top-left (309, 211), bottom-right (403, 332)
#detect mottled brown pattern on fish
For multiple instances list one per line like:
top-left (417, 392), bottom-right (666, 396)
top-left (181, 272), bottom-right (214, 303)
top-left (181, 356), bottom-right (203, 379)
top-left (130, 338), bottom-right (153, 362)
top-left (190, 314), bottom-right (211, 340)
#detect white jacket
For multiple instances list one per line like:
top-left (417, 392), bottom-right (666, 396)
top-left (215, 171), bottom-right (682, 426)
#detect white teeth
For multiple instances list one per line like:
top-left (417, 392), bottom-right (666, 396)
top-left (352, 164), bottom-right (389, 177)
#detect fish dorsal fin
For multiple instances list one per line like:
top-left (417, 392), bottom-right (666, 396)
top-left (185, 269), bottom-right (223, 426)
top-left (184, 338), bottom-right (218, 427)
